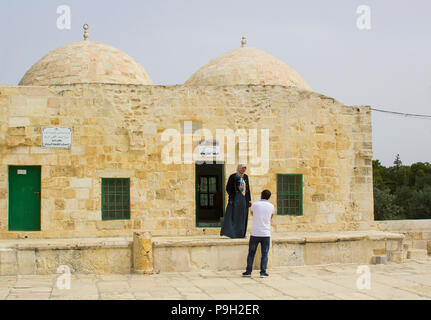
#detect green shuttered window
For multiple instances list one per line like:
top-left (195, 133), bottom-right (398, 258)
top-left (199, 176), bottom-right (217, 208)
top-left (277, 174), bottom-right (303, 216)
top-left (102, 178), bottom-right (130, 220)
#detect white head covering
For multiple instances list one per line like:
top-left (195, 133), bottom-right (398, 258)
top-left (236, 163), bottom-right (246, 176)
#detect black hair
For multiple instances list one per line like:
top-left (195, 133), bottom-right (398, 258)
top-left (261, 189), bottom-right (271, 200)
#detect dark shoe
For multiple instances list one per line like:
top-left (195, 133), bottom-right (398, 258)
top-left (260, 272), bottom-right (269, 278)
top-left (242, 272), bottom-right (251, 277)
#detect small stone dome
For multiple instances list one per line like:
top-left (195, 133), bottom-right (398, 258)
top-left (19, 27), bottom-right (152, 86)
top-left (185, 41), bottom-right (311, 90)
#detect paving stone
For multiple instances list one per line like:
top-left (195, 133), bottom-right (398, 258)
top-left (51, 283), bottom-right (98, 298)
top-left (148, 287), bottom-right (181, 298)
top-left (7, 293), bottom-right (51, 300)
top-left (175, 286), bottom-right (205, 294)
top-left (325, 276), bottom-right (362, 290)
top-left (14, 279), bottom-right (55, 288)
top-left (292, 277), bottom-right (356, 295)
top-left (265, 279), bottom-right (327, 298)
top-left (400, 285), bottom-right (431, 298)
top-left (99, 275), bottom-right (129, 281)
top-left (247, 287), bottom-right (284, 298)
top-left (371, 274), bottom-right (417, 288)
top-left (209, 293), bottom-right (260, 300)
top-left (302, 295), bottom-right (340, 300)
top-left (181, 293), bottom-right (213, 300)
top-left (365, 282), bottom-right (428, 300)
top-left (407, 275), bottom-right (431, 286)
top-left (133, 292), bottom-right (153, 299)
top-left (73, 274), bottom-right (99, 280)
top-left (101, 293), bottom-right (135, 300)
top-left (0, 288), bottom-right (10, 299)
top-left (97, 280), bottom-right (129, 292)
top-left (10, 286), bottom-right (52, 294)
top-left (332, 292), bottom-right (375, 300)
top-left (270, 295), bottom-right (296, 300)
top-left (0, 260), bottom-right (430, 300)
top-left (52, 295), bottom-right (99, 300)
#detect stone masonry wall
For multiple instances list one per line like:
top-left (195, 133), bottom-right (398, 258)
top-left (0, 84), bottom-right (373, 238)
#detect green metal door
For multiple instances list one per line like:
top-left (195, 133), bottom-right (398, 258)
top-left (8, 166), bottom-right (41, 231)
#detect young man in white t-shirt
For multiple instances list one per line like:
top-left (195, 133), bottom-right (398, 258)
top-left (242, 189), bottom-right (274, 278)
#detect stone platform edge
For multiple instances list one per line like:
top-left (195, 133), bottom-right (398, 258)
top-left (0, 230), bottom-right (404, 249)
top-left (0, 230), bottom-right (405, 275)
top-left (152, 230), bottom-right (404, 247)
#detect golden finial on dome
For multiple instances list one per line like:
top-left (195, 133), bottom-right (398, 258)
top-left (83, 24), bottom-right (89, 40)
top-left (241, 36), bottom-right (247, 48)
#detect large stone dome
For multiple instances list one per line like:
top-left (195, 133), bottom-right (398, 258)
top-left (19, 36), bottom-right (152, 86)
top-left (185, 41), bottom-right (311, 90)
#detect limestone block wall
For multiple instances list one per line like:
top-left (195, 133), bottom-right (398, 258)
top-left (0, 237), bottom-right (132, 275)
top-left (376, 220), bottom-right (431, 246)
top-left (376, 219), bottom-right (431, 255)
top-left (0, 84), bottom-right (373, 238)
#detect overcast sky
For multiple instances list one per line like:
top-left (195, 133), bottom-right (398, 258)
top-left (1, 0), bottom-right (430, 166)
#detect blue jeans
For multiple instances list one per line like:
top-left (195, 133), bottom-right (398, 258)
top-left (246, 236), bottom-right (270, 274)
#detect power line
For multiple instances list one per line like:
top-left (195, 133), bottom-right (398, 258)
top-left (371, 108), bottom-right (431, 120)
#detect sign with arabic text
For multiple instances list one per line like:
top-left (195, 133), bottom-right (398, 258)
top-left (198, 140), bottom-right (220, 158)
top-left (42, 127), bottom-right (72, 149)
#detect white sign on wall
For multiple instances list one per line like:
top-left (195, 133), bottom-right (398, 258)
top-left (42, 127), bottom-right (72, 149)
top-left (198, 140), bottom-right (220, 158)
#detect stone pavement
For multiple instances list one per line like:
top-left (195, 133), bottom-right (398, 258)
top-left (1, 258), bottom-right (431, 300)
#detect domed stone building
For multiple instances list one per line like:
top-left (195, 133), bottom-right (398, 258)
top-left (0, 27), bottom-right (402, 275)
top-left (19, 25), bottom-right (152, 86)
top-left (186, 37), bottom-right (311, 90)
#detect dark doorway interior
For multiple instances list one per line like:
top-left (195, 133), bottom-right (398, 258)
top-left (195, 163), bottom-right (224, 227)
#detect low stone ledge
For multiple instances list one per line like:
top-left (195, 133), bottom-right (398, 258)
top-left (367, 232), bottom-right (404, 241)
top-left (153, 237), bottom-right (248, 248)
top-left (272, 236), bottom-right (306, 244)
top-left (0, 237), bottom-right (132, 251)
top-left (336, 234), bottom-right (367, 241)
top-left (304, 235), bottom-right (339, 243)
top-left (376, 219), bottom-right (431, 232)
top-left (152, 231), bottom-right (405, 248)
top-left (28, 243), bottom-right (132, 250)
top-left (273, 231), bottom-right (370, 243)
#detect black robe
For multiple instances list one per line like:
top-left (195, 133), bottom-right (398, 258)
top-left (220, 173), bottom-right (251, 238)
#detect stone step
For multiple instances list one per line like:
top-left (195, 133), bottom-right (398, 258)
top-left (372, 255), bottom-right (387, 265)
top-left (407, 249), bottom-right (428, 260)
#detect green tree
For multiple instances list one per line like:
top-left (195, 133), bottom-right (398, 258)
top-left (373, 158), bottom-right (431, 220)
top-left (397, 186), bottom-right (431, 219)
top-left (373, 186), bottom-right (405, 220)
top-left (372, 160), bottom-right (387, 190)
top-left (393, 154), bottom-right (402, 168)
